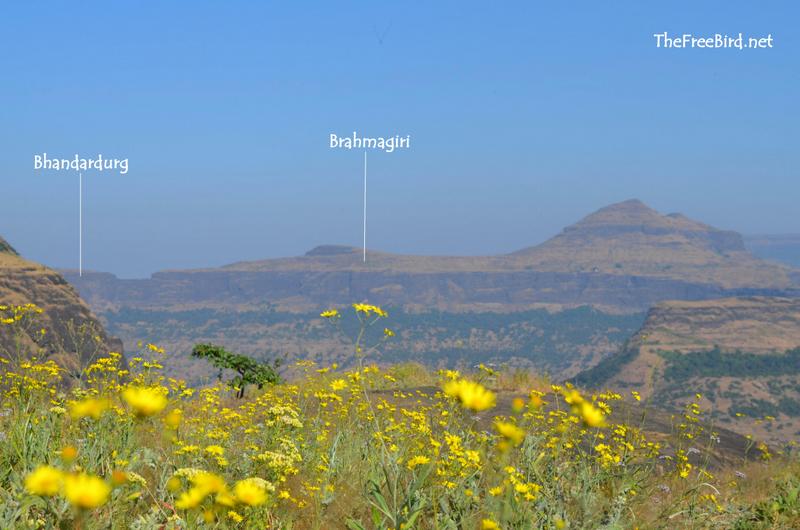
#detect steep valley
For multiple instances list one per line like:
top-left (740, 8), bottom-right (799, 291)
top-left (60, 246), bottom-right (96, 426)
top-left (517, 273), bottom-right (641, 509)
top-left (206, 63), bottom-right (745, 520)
top-left (96, 304), bottom-right (644, 384)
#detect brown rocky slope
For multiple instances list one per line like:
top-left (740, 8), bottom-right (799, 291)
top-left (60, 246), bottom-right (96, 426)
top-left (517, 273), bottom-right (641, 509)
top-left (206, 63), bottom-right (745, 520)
top-left (575, 296), bottom-right (800, 443)
top-left (0, 236), bottom-right (122, 374)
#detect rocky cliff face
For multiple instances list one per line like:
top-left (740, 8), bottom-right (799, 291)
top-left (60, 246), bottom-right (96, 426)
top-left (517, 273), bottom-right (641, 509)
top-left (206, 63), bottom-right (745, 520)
top-left (576, 296), bottom-right (800, 443)
top-left (632, 297), bottom-right (800, 354)
top-left (0, 237), bottom-right (122, 374)
top-left (64, 268), bottom-right (796, 315)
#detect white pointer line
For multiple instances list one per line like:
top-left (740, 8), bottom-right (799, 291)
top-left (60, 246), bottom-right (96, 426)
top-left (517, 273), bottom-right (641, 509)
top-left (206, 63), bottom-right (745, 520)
top-left (79, 172), bottom-right (83, 276)
top-left (363, 151), bottom-right (367, 263)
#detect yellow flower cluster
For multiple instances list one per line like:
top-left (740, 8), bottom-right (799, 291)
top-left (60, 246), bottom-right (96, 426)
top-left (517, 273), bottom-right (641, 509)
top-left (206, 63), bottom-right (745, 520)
top-left (0, 304), bottom-right (789, 528)
top-left (443, 378), bottom-right (496, 412)
top-left (0, 303), bottom-right (43, 325)
top-left (26, 466), bottom-right (110, 509)
top-left (121, 385), bottom-right (168, 417)
top-left (352, 302), bottom-right (388, 317)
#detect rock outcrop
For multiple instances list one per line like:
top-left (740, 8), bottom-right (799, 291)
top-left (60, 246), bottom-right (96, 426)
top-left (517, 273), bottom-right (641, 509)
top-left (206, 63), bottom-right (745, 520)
top-left (0, 237), bottom-right (122, 374)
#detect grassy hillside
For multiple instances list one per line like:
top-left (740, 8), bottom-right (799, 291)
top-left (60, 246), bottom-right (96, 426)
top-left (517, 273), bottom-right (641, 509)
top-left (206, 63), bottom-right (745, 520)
top-left (1, 303), bottom-right (799, 528)
top-left (0, 329), bottom-right (797, 526)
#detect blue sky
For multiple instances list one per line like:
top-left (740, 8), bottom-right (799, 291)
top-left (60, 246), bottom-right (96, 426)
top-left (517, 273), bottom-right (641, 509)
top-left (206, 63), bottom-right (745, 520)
top-left (1, 1), bottom-right (798, 277)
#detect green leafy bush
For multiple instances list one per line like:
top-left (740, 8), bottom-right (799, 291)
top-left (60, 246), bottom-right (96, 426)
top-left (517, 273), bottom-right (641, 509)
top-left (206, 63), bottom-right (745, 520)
top-left (191, 343), bottom-right (281, 398)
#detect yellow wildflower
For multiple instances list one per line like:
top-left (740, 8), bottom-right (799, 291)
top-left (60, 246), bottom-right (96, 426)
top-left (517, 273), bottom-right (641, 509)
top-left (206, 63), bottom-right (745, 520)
top-left (25, 466), bottom-right (63, 496)
top-left (579, 402), bottom-right (605, 428)
top-left (443, 379), bottom-right (496, 412)
top-left (495, 420), bottom-right (525, 446)
top-left (234, 478), bottom-right (268, 506)
top-left (563, 389), bottom-right (583, 405)
top-left (68, 398), bottom-right (109, 420)
top-left (352, 303), bottom-right (388, 317)
top-left (215, 489), bottom-right (237, 507)
top-left (122, 386), bottom-right (167, 417)
top-left (406, 455), bottom-right (431, 470)
top-left (330, 379), bottom-right (348, 391)
top-left (175, 487), bottom-right (208, 509)
top-left (164, 408), bottom-right (183, 429)
top-left (191, 472), bottom-right (226, 494)
top-left (146, 343), bottom-right (165, 354)
top-left (63, 473), bottom-right (111, 509)
top-left (204, 445), bottom-right (225, 457)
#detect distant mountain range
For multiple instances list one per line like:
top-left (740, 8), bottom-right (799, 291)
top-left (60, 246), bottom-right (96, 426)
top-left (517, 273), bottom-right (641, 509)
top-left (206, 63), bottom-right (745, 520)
top-left (64, 199), bottom-right (800, 314)
top-left (48, 199), bottom-right (800, 384)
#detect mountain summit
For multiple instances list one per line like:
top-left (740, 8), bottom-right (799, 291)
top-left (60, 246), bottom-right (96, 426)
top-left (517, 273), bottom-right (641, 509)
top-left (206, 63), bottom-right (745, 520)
top-left (518, 198), bottom-right (744, 253)
top-left (511, 199), bottom-right (779, 287)
top-left (569, 198), bottom-right (669, 226)
top-left (562, 199), bottom-right (744, 252)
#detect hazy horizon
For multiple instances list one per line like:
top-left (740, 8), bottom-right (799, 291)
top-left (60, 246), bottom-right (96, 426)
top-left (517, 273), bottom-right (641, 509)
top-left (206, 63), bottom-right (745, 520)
top-left (3, 1), bottom-right (798, 277)
top-left (51, 199), bottom-right (800, 280)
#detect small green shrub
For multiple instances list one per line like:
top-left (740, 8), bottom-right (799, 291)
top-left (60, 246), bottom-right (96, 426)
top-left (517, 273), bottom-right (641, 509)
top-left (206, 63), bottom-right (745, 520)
top-left (191, 343), bottom-right (281, 398)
